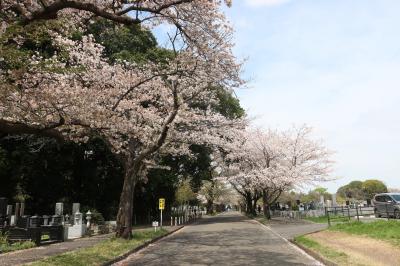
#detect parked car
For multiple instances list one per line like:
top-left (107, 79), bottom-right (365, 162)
top-left (373, 193), bottom-right (400, 218)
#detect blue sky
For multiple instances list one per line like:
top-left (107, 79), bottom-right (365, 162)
top-left (223, 0), bottom-right (400, 192)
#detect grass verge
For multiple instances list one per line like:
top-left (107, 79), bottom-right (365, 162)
top-left (30, 229), bottom-right (168, 266)
top-left (0, 241), bottom-right (36, 254)
top-left (329, 220), bottom-right (400, 245)
top-left (294, 235), bottom-right (347, 264)
top-left (303, 215), bottom-right (349, 224)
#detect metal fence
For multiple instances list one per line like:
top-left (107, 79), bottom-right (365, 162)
top-left (325, 205), bottom-right (400, 226)
top-left (267, 205), bottom-right (400, 225)
top-left (271, 209), bottom-right (325, 220)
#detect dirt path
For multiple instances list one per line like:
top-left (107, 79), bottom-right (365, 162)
top-left (308, 231), bottom-right (400, 266)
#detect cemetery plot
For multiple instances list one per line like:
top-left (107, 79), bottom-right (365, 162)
top-left (0, 198), bottom-right (99, 253)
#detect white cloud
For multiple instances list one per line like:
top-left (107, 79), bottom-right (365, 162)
top-left (245, 0), bottom-right (291, 7)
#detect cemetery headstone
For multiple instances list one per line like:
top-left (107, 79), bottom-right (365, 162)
top-left (10, 215), bottom-right (16, 226)
top-left (29, 216), bottom-right (41, 228)
top-left (20, 202), bottom-right (25, 216)
top-left (55, 203), bottom-right (64, 216)
top-left (72, 203), bottom-right (80, 215)
top-left (332, 194), bottom-right (337, 206)
top-left (6, 205), bottom-right (12, 216)
top-left (17, 215), bottom-right (30, 228)
top-left (51, 215), bottom-right (62, 225)
top-left (42, 215), bottom-right (50, 225)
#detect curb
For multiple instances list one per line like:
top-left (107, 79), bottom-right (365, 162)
top-left (101, 225), bottom-right (185, 266)
top-left (289, 240), bottom-right (337, 266)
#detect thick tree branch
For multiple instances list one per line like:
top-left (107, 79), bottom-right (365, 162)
top-left (0, 119), bottom-right (65, 141)
top-left (19, 0), bottom-right (195, 25)
top-left (22, 0), bottom-right (141, 25)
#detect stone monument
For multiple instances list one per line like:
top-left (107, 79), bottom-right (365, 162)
top-left (72, 203), bottom-right (80, 216)
top-left (64, 203), bottom-right (86, 239)
top-left (6, 205), bottom-right (12, 225)
top-left (332, 194), bottom-right (337, 207)
top-left (55, 203), bottom-right (64, 216)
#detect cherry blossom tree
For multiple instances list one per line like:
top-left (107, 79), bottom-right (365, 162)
top-left (0, 1), bottom-right (245, 238)
top-left (225, 126), bottom-right (334, 218)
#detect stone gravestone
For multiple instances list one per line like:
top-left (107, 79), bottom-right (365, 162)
top-left (65, 203), bottom-right (86, 239)
top-left (6, 205), bottom-right (12, 226)
top-left (320, 195), bottom-right (325, 208)
top-left (20, 202), bottom-right (25, 217)
top-left (6, 205), bottom-right (12, 217)
top-left (72, 203), bottom-right (80, 216)
top-left (55, 203), bottom-right (64, 216)
top-left (332, 194), bottom-right (337, 207)
top-left (42, 215), bottom-right (50, 226)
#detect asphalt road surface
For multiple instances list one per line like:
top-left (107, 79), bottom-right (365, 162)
top-left (115, 212), bottom-right (322, 266)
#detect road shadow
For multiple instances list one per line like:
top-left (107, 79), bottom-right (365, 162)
top-left (194, 212), bottom-right (249, 225)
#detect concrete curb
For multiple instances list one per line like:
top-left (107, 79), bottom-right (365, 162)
top-left (289, 240), bottom-right (337, 266)
top-left (102, 226), bottom-right (184, 266)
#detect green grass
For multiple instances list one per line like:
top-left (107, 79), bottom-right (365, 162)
top-left (294, 235), bottom-right (348, 264)
top-left (0, 241), bottom-right (36, 253)
top-left (0, 232), bottom-right (36, 254)
top-left (303, 216), bottom-right (330, 223)
top-left (31, 229), bottom-right (168, 266)
top-left (304, 215), bottom-right (349, 224)
top-left (329, 220), bottom-right (400, 245)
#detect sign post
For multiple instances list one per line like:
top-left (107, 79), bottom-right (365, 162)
top-left (152, 221), bottom-right (159, 232)
top-left (159, 198), bottom-right (165, 228)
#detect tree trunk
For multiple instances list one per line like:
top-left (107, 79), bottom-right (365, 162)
top-left (115, 158), bottom-right (141, 239)
top-left (263, 190), bottom-right (271, 219)
top-left (206, 200), bottom-right (213, 214)
top-left (245, 193), bottom-right (253, 215)
top-left (252, 198), bottom-right (257, 216)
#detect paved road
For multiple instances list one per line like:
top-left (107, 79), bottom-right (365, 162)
top-left (115, 212), bottom-right (322, 266)
top-left (266, 218), bottom-right (327, 240)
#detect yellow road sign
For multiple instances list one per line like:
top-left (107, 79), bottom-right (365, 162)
top-left (159, 198), bottom-right (165, 210)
